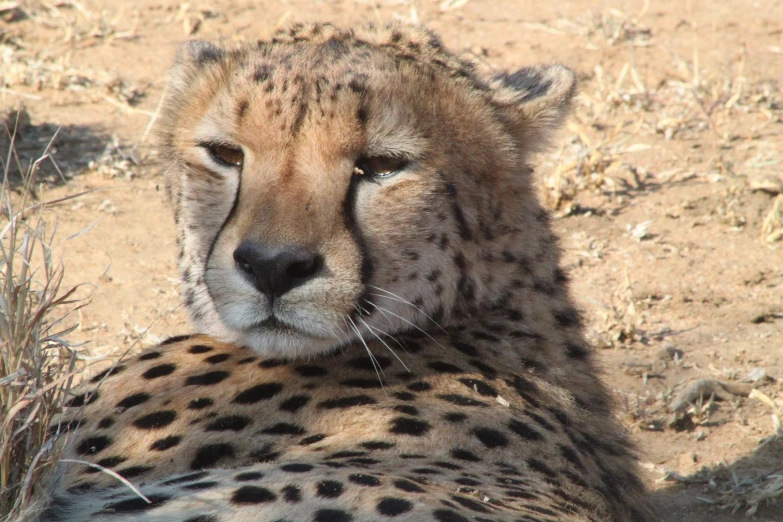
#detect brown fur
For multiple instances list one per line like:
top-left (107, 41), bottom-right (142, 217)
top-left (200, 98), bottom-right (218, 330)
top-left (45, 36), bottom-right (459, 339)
top-left (41, 22), bottom-right (654, 522)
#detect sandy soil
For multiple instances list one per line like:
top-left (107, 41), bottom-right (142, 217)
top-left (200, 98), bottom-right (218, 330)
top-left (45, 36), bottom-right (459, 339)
top-left (2, 0), bottom-right (783, 520)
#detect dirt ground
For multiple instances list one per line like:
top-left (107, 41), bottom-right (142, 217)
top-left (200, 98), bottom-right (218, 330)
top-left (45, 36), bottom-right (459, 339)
top-left (2, 0), bottom-right (783, 520)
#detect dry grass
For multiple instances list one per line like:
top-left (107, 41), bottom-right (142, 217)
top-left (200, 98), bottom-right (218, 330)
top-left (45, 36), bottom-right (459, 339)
top-left (0, 110), bottom-right (87, 521)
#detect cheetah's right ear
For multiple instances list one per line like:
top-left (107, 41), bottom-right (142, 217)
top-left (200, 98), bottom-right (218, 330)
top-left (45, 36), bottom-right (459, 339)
top-left (487, 64), bottom-right (577, 154)
top-left (167, 40), bottom-right (225, 92)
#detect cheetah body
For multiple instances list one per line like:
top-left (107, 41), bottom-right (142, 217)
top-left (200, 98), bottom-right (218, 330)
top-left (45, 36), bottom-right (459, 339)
top-left (42, 23), bottom-right (653, 522)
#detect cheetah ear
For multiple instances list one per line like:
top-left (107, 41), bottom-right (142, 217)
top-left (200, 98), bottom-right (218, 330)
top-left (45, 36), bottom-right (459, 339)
top-left (487, 64), bottom-right (577, 153)
top-left (176, 40), bottom-right (225, 65)
top-left (167, 40), bottom-right (225, 93)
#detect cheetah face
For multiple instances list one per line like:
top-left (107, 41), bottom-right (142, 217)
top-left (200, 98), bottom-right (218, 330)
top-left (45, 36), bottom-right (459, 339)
top-left (159, 24), bottom-right (576, 358)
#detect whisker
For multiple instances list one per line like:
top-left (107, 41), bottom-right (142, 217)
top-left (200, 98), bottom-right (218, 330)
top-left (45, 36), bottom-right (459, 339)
top-left (366, 291), bottom-right (447, 333)
top-left (365, 302), bottom-right (447, 352)
top-left (347, 316), bottom-right (386, 391)
top-left (359, 318), bottom-right (410, 372)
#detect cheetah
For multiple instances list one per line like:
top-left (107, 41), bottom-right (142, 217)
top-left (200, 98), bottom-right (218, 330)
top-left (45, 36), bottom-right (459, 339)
top-left (41, 22), bottom-right (654, 522)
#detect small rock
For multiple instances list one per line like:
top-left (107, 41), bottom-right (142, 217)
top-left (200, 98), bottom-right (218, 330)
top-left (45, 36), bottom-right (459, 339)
top-left (657, 345), bottom-right (684, 361)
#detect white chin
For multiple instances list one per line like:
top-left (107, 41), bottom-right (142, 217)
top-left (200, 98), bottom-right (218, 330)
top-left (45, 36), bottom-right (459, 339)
top-left (207, 323), bottom-right (343, 359)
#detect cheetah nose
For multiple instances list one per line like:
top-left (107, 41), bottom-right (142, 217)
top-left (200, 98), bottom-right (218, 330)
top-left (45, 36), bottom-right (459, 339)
top-left (233, 241), bottom-right (322, 297)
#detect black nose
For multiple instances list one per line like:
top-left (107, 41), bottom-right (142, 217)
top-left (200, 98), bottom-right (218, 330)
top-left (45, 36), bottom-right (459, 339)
top-left (233, 241), bottom-right (322, 297)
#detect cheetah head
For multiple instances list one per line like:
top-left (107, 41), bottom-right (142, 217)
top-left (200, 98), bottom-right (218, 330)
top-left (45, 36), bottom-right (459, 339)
top-left (158, 23), bottom-right (576, 358)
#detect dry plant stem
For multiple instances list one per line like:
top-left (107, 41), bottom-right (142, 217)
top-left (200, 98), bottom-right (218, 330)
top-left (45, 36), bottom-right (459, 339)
top-left (0, 117), bottom-right (85, 521)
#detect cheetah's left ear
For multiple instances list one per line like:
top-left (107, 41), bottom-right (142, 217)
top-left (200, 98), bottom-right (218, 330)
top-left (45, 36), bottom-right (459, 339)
top-left (487, 64), bottom-right (577, 153)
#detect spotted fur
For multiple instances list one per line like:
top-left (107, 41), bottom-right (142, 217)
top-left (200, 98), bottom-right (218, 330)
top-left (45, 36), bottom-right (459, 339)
top-left (41, 23), bottom-right (654, 522)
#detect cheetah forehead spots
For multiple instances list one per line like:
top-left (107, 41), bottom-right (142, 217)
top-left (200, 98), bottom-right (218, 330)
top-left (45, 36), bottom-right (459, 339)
top-left (43, 22), bottom-right (654, 522)
top-left (158, 21), bottom-right (577, 359)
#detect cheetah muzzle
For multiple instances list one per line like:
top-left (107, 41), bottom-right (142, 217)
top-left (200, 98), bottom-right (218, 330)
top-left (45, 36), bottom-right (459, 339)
top-left (41, 22), bottom-right (654, 522)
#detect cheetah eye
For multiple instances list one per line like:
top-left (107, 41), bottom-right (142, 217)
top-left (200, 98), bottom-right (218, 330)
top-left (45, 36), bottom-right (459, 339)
top-left (204, 143), bottom-right (244, 168)
top-left (355, 156), bottom-right (408, 180)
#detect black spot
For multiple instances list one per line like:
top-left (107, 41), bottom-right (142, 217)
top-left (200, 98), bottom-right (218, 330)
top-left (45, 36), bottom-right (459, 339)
top-left (508, 419), bottom-right (542, 441)
top-left (66, 390), bottom-right (99, 408)
top-left (279, 394), bottom-right (311, 412)
top-left (162, 471), bottom-right (209, 485)
top-left (450, 449), bottom-right (481, 462)
top-left (133, 410), bottom-right (176, 430)
top-left (115, 465), bottom-right (152, 479)
top-left (360, 440), bottom-right (395, 450)
top-left (349, 473), bottom-right (381, 486)
top-left (507, 375), bottom-right (540, 407)
top-left (190, 443), bottom-right (235, 470)
top-left (234, 471), bottom-right (263, 481)
top-left (451, 495), bottom-right (492, 513)
top-left (565, 342), bottom-right (589, 360)
top-left (389, 416), bottom-right (430, 436)
top-left (161, 334), bottom-right (193, 346)
top-left (527, 458), bottom-right (558, 480)
top-left (433, 509), bottom-right (471, 522)
top-left (394, 479), bottom-right (424, 493)
top-left (205, 415), bottom-right (251, 431)
top-left (326, 450), bottom-right (365, 459)
top-left (314, 509), bottom-right (352, 522)
top-left (282, 485), bottom-right (302, 503)
top-left (101, 494), bottom-right (169, 514)
top-left (88, 456), bottom-right (125, 472)
top-left (444, 412), bottom-right (468, 423)
top-left (296, 365), bottom-right (328, 377)
top-left (116, 393), bottom-right (150, 409)
top-left (393, 405), bottom-right (418, 416)
top-left (259, 358), bottom-right (286, 368)
top-left (473, 427), bottom-right (508, 448)
top-left (348, 355), bottom-right (391, 371)
top-left (340, 378), bottom-right (383, 389)
top-left (553, 307), bottom-right (582, 328)
top-left (188, 397), bottom-right (214, 410)
top-left (150, 435), bottom-right (182, 451)
top-left (406, 381), bottom-right (431, 392)
top-left (182, 480), bottom-right (220, 491)
top-left (90, 365), bottom-right (125, 383)
top-left (377, 497), bottom-right (413, 516)
top-left (451, 341), bottom-right (478, 357)
top-left (433, 461), bottom-right (461, 470)
top-left (237, 357), bottom-right (257, 364)
top-left (253, 64), bottom-right (271, 82)
top-left (188, 345), bottom-right (213, 354)
top-left (139, 351), bottom-right (162, 361)
top-left (185, 371), bottom-right (229, 386)
top-left (76, 436), bottom-right (112, 455)
top-left (97, 417), bottom-right (114, 429)
top-left (316, 480), bottom-right (343, 498)
top-left (204, 353), bottom-right (231, 364)
top-left (249, 446), bottom-right (280, 462)
top-left (143, 363), bottom-right (176, 379)
top-left (357, 107), bottom-right (368, 124)
top-left (533, 278), bottom-right (557, 296)
top-left (438, 394), bottom-right (488, 407)
top-left (299, 434), bottom-right (327, 446)
top-left (427, 361), bottom-right (463, 373)
top-left (233, 383), bottom-right (284, 404)
top-left (281, 463), bottom-right (314, 473)
top-left (317, 395), bottom-right (377, 409)
top-left (261, 423), bottom-right (305, 435)
top-left (468, 360), bottom-right (497, 378)
top-left (231, 485), bottom-right (276, 504)
top-left (455, 478), bottom-right (482, 486)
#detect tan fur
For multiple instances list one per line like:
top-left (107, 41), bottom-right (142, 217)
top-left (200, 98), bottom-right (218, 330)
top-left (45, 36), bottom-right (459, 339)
top-left (40, 23), bottom-right (654, 522)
